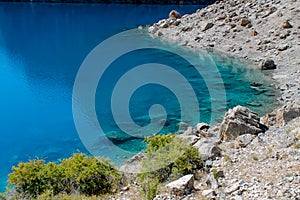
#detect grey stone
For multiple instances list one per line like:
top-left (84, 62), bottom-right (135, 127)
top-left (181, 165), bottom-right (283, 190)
top-left (277, 44), bottom-right (289, 51)
top-left (205, 174), bottom-right (218, 189)
top-left (119, 153), bottom-right (146, 174)
top-left (235, 134), bottom-right (256, 147)
top-left (169, 10), bottom-right (181, 19)
top-left (166, 174), bottom-right (194, 196)
top-left (148, 26), bottom-right (158, 34)
top-left (283, 20), bottom-right (293, 28)
top-left (193, 138), bottom-right (221, 160)
top-left (201, 22), bottom-right (214, 31)
top-left (196, 122), bottom-right (210, 132)
top-left (260, 59), bottom-right (276, 70)
top-left (219, 106), bottom-right (268, 141)
top-left (276, 102), bottom-right (300, 125)
top-left (239, 18), bottom-right (251, 26)
top-left (224, 181), bottom-right (240, 194)
top-left (202, 189), bottom-right (216, 197)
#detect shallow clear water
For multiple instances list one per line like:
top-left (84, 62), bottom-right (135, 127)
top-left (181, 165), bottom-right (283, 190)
top-left (0, 3), bottom-right (277, 191)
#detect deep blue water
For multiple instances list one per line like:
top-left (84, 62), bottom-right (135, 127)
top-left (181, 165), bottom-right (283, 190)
top-left (0, 3), bottom-right (277, 192)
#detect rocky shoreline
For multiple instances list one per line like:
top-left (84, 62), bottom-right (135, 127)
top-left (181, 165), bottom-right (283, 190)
top-left (149, 0), bottom-right (300, 106)
top-left (0, 0), bottom-right (217, 5)
top-left (112, 0), bottom-right (300, 199)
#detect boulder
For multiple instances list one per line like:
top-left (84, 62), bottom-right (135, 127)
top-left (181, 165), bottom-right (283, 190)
top-left (219, 106), bottom-right (268, 141)
top-left (148, 26), bottom-right (158, 34)
top-left (235, 134), bottom-right (256, 148)
top-left (251, 30), bottom-right (258, 36)
top-left (261, 102), bottom-right (300, 126)
top-left (177, 126), bottom-right (200, 145)
top-left (276, 102), bottom-right (300, 126)
top-left (277, 44), bottom-right (289, 51)
top-left (239, 18), bottom-right (251, 26)
top-left (224, 181), bottom-right (241, 194)
top-left (260, 112), bottom-right (277, 126)
top-left (193, 137), bottom-right (221, 160)
top-left (160, 21), bottom-right (169, 28)
top-left (205, 174), bottom-right (218, 189)
top-left (166, 174), bottom-right (194, 196)
top-left (172, 19), bottom-right (181, 26)
top-left (283, 20), bottom-right (293, 28)
top-left (196, 122), bottom-right (210, 132)
top-left (119, 153), bottom-right (146, 174)
top-left (202, 189), bottom-right (216, 197)
top-left (201, 22), bottom-right (214, 31)
top-left (169, 10), bottom-right (181, 19)
top-left (260, 59), bottom-right (276, 70)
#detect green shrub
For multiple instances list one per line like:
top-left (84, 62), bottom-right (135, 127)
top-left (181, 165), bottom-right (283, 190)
top-left (7, 153), bottom-right (121, 198)
top-left (138, 134), bottom-right (203, 199)
top-left (8, 159), bottom-right (50, 196)
top-left (59, 153), bottom-right (120, 195)
top-left (172, 145), bottom-right (203, 179)
top-left (144, 134), bottom-right (175, 153)
top-left (0, 192), bottom-right (5, 200)
top-left (140, 134), bottom-right (203, 181)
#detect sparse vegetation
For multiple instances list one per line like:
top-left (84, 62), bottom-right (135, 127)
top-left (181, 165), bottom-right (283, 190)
top-left (293, 142), bottom-right (300, 149)
top-left (223, 155), bottom-right (232, 162)
top-left (7, 153), bottom-right (121, 199)
top-left (212, 168), bottom-right (219, 182)
top-left (138, 134), bottom-right (203, 199)
top-left (138, 173), bottom-right (159, 200)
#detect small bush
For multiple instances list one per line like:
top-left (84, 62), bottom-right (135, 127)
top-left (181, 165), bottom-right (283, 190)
top-left (140, 134), bottom-right (203, 181)
top-left (138, 134), bottom-right (203, 199)
top-left (8, 159), bottom-right (50, 196)
top-left (59, 153), bottom-right (120, 195)
top-left (172, 145), bottom-right (203, 179)
top-left (7, 153), bottom-right (121, 198)
top-left (0, 192), bottom-right (6, 200)
top-left (144, 134), bottom-right (175, 153)
top-left (211, 168), bottom-right (219, 182)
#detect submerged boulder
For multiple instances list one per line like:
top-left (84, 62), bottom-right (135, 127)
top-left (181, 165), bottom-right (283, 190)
top-left (219, 106), bottom-right (268, 141)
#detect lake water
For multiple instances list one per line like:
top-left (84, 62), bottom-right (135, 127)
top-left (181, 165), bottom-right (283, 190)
top-left (0, 3), bottom-right (277, 191)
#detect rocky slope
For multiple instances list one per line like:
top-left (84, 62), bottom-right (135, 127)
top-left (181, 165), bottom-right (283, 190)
top-left (111, 0), bottom-right (300, 199)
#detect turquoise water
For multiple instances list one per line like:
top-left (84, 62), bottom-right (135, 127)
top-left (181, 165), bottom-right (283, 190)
top-left (0, 3), bottom-right (277, 192)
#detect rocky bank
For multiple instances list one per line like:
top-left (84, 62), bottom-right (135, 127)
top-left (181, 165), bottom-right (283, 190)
top-left (112, 0), bottom-right (300, 199)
